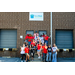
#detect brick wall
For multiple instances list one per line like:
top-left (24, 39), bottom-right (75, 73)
top-left (0, 12), bottom-right (75, 57)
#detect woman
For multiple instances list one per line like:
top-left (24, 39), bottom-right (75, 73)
top-left (24, 45), bottom-right (30, 62)
top-left (31, 39), bottom-right (36, 47)
top-left (20, 44), bottom-right (25, 62)
top-left (30, 45), bottom-right (35, 61)
top-left (42, 43), bottom-right (47, 62)
top-left (52, 44), bottom-right (58, 62)
top-left (37, 42), bottom-right (42, 59)
top-left (36, 37), bottom-right (40, 44)
top-left (46, 45), bottom-right (52, 62)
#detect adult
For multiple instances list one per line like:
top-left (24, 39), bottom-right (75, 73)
top-left (46, 45), bottom-right (52, 62)
top-left (42, 33), bottom-right (45, 38)
top-left (34, 31), bottom-right (39, 38)
top-left (28, 34), bottom-right (33, 46)
top-left (30, 45), bottom-right (35, 61)
top-left (25, 34), bottom-right (29, 43)
top-left (37, 42), bottom-right (42, 59)
top-left (36, 37), bottom-right (40, 44)
top-left (34, 34), bottom-right (39, 42)
top-left (20, 44), bottom-right (26, 62)
top-left (39, 35), bottom-right (44, 44)
top-left (31, 39), bottom-right (36, 47)
top-left (52, 44), bottom-right (58, 62)
top-left (42, 43), bottom-right (47, 62)
top-left (44, 34), bottom-right (50, 46)
top-left (25, 45), bottom-right (30, 62)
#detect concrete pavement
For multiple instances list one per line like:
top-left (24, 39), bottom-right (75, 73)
top-left (0, 57), bottom-right (75, 62)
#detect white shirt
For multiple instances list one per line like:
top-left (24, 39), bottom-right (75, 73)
top-left (20, 47), bottom-right (25, 54)
top-left (39, 37), bottom-right (44, 43)
top-left (34, 36), bottom-right (39, 41)
top-left (52, 47), bottom-right (57, 52)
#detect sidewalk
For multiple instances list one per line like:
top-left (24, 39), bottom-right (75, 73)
top-left (57, 58), bottom-right (75, 62)
top-left (0, 57), bottom-right (21, 62)
top-left (0, 57), bottom-right (75, 62)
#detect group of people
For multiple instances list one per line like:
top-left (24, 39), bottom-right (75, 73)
top-left (20, 32), bottom-right (58, 62)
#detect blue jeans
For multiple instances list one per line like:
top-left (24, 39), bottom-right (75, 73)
top-left (42, 53), bottom-right (47, 62)
top-left (28, 42), bottom-right (31, 46)
top-left (45, 40), bottom-right (48, 46)
top-left (52, 52), bottom-right (57, 62)
top-left (46, 52), bottom-right (52, 62)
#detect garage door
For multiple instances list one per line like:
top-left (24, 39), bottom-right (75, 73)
top-left (55, 30), bottom-right (73, 49)
top-left (0, 30), bottom-right (17, 48)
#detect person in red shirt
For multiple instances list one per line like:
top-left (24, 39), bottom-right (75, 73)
top-left (42, 43), bottom-right (48, 62)
top-left (42, 33), bottom-right (45, 38)
top-left (44, 34), bottom-right (50, 46)
top-left (31, 39), bottom-right (36, 47)
top-left (25, 45), bottom-right (30, 62)
top-left (37, 42), bottom-right (42, 59)
top-left (28, 34), bottom-right (33, 46)
top-left (24, 34), bottom-right (29, 43)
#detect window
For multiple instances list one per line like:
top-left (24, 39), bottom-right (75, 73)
top-left (39, 30), bottom-right (47, 36)
top-left (26, 30), bottom-right (34, 36)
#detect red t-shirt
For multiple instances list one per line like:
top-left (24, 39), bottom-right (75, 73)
top-left (44, 36), bottom-right (49, 41)
top-left (42, 46), bottom-right (47, 53)
top-left (37, 44), bottom-right (41, 50)
top-left (28, 36), bottom-right (32, 42)
top-left (31, 42), bottom-right (36, 46)
top-left (42, 35), bottom-right (45, 38)
top-left (25, 47), bottom-right (29, 53)
top-left (25, 35), bottom-right (28, 39)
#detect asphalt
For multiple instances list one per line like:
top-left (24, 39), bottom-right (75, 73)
top-left (0, 57), bottom-right (75, 62)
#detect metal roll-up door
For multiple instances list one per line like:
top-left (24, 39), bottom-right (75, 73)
top-left (0, 30), bottom-right (17, 48)
top-left (55, 30), bottom-right (73, 49)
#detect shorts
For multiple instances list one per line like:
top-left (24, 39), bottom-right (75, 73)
top-left (37, 50), bottom-right (40, 52)
top-left (25, 53), bottom-right (29, 56)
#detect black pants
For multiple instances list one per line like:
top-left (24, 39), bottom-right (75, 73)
top-left (21, 54), bottom-right (26, 60)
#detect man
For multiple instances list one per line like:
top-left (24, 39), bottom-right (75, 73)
top-left (44, 34), bottom-right (51, 46)
top-left (42, 43), bottom-right (47, 62)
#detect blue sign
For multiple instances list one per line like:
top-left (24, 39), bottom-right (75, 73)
top-left (29, 12), bottom-right (43, 21)
top-left (30, 14), bottom-right (34, 18)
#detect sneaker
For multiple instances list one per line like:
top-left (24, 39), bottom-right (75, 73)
top-left (24, 60), bottom-right (26, 62)
top-left (21, 60), bottom-right (23, 62)
top-left (38, 56), bottom-right (41, 59)
top-left (38, 57), bottom-right (39, 59)
top-left (32, 59), bottom-right (33, 61)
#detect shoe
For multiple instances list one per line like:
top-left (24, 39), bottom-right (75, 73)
top-left (21, 60), bottom-right (23, 62)
top-left (24, 60), bottom-right (26, 62)
top-left (32, 59), bottom-right (33, 61)
top-left (38, 56), bottom-right (41, 59)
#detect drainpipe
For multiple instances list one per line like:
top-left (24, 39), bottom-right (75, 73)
top-left (50, 12), bottom-right (52, 47)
